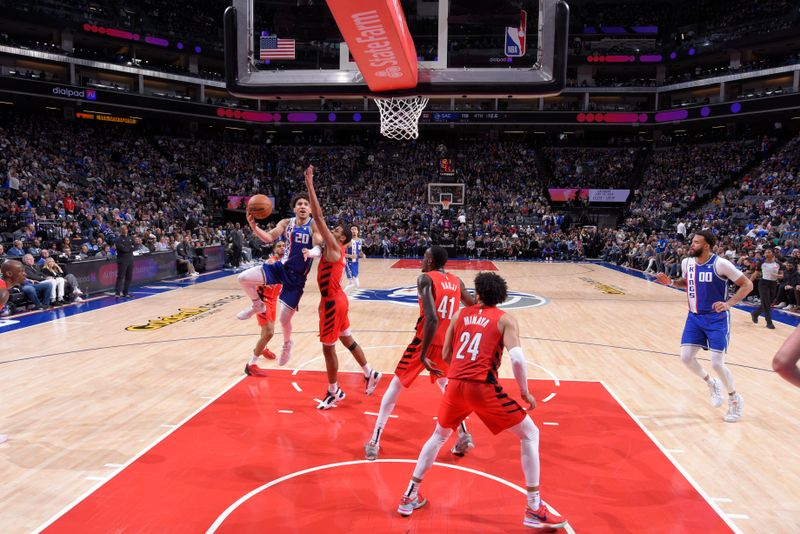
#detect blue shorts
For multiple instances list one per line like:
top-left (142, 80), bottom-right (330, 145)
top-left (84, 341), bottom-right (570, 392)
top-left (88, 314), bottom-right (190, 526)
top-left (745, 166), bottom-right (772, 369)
top-left (346, 261), bottom-right (359, 279)
top-left (680, 311), bottom-right (730, 352)
top-left (262, 262), bottom-right (307, 311)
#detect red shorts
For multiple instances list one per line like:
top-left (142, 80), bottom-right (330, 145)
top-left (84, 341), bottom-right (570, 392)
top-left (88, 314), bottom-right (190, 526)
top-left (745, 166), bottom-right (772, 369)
top-left (319, 293), bottom-right (350, 345)
top-left (437, 379), bottom-right (526, 435)
top-left (394, 341), bottom-right (447, 388)
top-left (256, 285), bottom-right (280, 326)
top-left (256, 297), bottom-right (278, 326)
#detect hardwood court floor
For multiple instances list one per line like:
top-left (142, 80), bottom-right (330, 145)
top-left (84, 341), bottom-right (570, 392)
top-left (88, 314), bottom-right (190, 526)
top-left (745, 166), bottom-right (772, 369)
top-left (1, 260), bottom-right (798, 533)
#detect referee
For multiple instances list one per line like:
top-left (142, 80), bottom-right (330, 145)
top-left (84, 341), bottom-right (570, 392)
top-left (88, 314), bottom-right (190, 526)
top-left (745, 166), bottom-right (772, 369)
top-left (750, 247), bottom-right (780, 329)
top-left (115, 224), bottom-right (134, 298)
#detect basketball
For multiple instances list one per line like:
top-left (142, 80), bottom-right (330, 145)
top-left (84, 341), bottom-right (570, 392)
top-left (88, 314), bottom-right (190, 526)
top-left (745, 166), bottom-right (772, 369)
top-left (247, 194), bottom-right (272, 218)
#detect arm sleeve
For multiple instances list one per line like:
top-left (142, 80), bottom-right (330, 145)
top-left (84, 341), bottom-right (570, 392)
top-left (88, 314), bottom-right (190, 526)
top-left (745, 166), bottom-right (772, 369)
top-left (680, 258), bottom-right (689, 279)
top-left (715, 257), bottom-right (745, 281)
top-left (508, 347), bottom-right (529, 393)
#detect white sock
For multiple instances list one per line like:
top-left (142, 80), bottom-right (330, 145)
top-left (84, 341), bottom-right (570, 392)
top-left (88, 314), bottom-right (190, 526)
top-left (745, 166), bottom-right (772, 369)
top-left (508, 416), bottom-right (541, 490)
top-left (361, 363), bottom-right (372, 377)
top-left (279, 305), bottom-right (294, 344)
top-left (404, 480), bottom-right (419, 499)
top-left (371, 376), bottom-right (403, 444)
top-left (328, 382), bottom-right (338, 394)
top-left (710, 350), bottom-right (736, 394)
top-left (679, 345), bottom-right (707, 380)
top-left (527, 490), bottom-right (541, 509)
top-left (249, 354), bottom-right (259, 365)
top-left (411, 423), bottom-right (452, 480)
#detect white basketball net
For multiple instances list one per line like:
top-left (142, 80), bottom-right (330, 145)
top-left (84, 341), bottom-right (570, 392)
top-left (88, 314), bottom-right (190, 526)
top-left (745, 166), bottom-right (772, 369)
top-left (373, 96), bottom-right (429, 140)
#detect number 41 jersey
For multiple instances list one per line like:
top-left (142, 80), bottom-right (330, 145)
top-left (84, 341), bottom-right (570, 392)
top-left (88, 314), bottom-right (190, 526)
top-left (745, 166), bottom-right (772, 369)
top-left (416, 270), bottom-right (461, 347)
top-left (447, 305), bottom-right (506, 384)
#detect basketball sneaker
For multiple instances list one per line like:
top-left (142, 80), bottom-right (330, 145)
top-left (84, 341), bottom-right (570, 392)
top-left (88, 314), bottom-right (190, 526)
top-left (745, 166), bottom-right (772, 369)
top-left (523, 502), bottom-right (567, 529)
top-left (261, 348), bottom-right (276, 360)
top-left (365, 370), bottom-right (382, 395)
top-left (451, 431), bottom-right (475, 457)
top-left (724, 393), bottom-right (744, 423)
top-left (278, 340), bottom-right (293, 366)
top-left (244, 363), bottom-right (269, 377)
top-left (706, 377), bottom-right (723, 408)
top-left (397, 493), bottom-right (427, 516)
top-left (317, 388), bottom-right (345, 410)
top-left (364, 440), bottom-right (380, 461)
top-left (236, 301), bottom-right (266, 320)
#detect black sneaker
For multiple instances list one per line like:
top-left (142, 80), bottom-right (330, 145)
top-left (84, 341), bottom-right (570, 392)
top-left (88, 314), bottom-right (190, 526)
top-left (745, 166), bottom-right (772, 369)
top-left (122, 293), bottom-right (133, 298)
top-left (766, 323), bottom-right (775, 329)
top-left (316, 388), bottom-right (346, 410)
top-left (750, 312), bottom-right (758, 324)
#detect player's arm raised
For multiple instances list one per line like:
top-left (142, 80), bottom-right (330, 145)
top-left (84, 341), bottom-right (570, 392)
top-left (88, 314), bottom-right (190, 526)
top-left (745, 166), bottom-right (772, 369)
top-left (458, 277), bottom-right (476, 307)
top-left (303, 165), bottom-right (340, 263)
top-left (500, 314), bottom-right (536, 411)
top-left (248, 213), bottom-right (286, 244)
top-left (418, 273), bottom-right (443, 377)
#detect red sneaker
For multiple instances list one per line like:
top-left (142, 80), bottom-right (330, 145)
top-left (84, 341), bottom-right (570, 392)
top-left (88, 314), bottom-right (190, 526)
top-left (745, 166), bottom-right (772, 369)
top-left (261, 349), bottom-right (277, 360)
top-left (245, 363), bottom-right (269, 377)
top-left (523, 502), bottom-right (567, 529)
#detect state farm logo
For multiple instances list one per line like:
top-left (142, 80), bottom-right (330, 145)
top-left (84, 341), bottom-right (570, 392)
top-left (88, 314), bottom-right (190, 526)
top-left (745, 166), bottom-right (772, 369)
top-left (351, 10), bottom-right (404, 77)
top-left (51, 86), bottom-right (97, 100)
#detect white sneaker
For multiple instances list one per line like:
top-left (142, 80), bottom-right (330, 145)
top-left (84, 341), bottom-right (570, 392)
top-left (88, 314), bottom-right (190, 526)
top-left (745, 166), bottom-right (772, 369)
top-left (236, 301), bottom-right (266, 320)
top-left (707, 377), bottom-right (723, 408)
top-left (724, 393), bottom-right (744, 423)
top-left (451, 431), bottom-right (475, 456)
top-left (365, 440), bottom-right (380, 461)
top-left (317, 388), bottom-right (345, 409)
top-left (278, 340), bottom-right (294, 366)
top-left (397, 493), bottom-right (427, 516)
top-left (365, 370), bottom-right (382, 395)
top-left (777, 302), bottom-right (787, 309)
top-left (190, 272), bottom-right (200, 277)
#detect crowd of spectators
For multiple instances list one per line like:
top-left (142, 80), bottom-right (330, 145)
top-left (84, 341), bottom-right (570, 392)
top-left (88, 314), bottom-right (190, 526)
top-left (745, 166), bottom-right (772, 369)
top-left (627, 139), bottom-right (761, 228)
top-left (542, 147), bottom-right (638, 188)
top-left (2, 108), bottom-right (799, 317)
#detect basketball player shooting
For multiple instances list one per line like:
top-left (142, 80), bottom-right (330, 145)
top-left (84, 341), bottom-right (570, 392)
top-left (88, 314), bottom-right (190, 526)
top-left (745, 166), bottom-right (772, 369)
top-left (302, 165), bottom-right (382, 409)
top-left (365, 245), bottom-right (475, 461)
top-left (234, 169), bottom-right (323, 366)
top-left (655, 230), bottom-right (753, 422)
top-left (398, 272), bottom-right (567, 530)
top-left (244, 240), bottom-right (285, 377)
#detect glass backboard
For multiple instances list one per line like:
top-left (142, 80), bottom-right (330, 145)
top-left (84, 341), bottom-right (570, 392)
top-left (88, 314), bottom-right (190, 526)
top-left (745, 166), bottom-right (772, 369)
top-left (224, 0), bottom-right (569, 98)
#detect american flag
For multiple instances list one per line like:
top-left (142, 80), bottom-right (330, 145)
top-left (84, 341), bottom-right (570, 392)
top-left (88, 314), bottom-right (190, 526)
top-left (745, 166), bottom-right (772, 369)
top-left (259, 35), bottom-right (295, 60)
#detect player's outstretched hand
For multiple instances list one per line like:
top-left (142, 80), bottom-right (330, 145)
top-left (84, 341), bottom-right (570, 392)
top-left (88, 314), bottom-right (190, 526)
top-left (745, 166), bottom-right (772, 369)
top-left (304, 164), bottom-right (314, 186)
top-left (654, 273), bottom-right (672, 286)
top-left (246, 213), bottom-right (256, 227)
top-left (712, 301), bottom-right (731, 312)
top-left (521, 391), bottom-right (537, 411)
top-left (421, 356), bottom-right (444, 377)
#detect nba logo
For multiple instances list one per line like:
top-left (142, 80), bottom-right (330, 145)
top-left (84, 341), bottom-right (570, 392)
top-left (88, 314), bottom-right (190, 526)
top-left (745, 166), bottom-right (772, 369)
top-left (505, 10), bottom-right (527, 58)
top-left (85, 89), bottom-right (97, 101)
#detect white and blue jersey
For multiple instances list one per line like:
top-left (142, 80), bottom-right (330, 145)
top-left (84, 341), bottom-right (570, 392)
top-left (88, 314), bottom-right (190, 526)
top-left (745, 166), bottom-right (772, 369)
top-left (346, 238), bottom-right (362, 278)
top-left (680, 255), bottom-right (744, 352)
top-left (262, 216), bottom-right (314, 310)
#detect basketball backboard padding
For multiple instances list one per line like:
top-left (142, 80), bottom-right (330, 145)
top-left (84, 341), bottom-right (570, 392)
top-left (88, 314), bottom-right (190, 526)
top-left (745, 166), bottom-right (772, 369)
top-left (224, 0), bottom-right (569, 99)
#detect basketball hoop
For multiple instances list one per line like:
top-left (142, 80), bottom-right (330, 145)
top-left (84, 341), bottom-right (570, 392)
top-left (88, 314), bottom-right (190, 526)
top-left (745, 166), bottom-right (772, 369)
top-left (373, 96), bottom-right (429, 140)
top-left (440, 198), bottom-right (452, 211)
